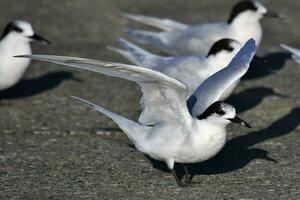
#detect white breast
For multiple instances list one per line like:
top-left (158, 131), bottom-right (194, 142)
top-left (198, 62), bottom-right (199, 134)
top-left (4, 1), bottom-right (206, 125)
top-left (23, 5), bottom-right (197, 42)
top-left (0, 34), bottom-right (31, 90)
top-left (140, 119), bottom-right (227, 164)
top-left (175, 120), bottom-right (227, 163)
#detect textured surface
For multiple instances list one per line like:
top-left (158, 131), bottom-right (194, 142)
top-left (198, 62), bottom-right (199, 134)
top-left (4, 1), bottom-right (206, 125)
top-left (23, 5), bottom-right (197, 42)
top-left (0, 0), bottom-right (300, 199)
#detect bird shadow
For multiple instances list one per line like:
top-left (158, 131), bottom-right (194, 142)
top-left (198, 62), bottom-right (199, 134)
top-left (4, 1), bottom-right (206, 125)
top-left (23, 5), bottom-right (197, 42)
top-left (147, 107), bottom-right (300, 179)
top-left (226, 86), bottom-right (288, 113)
top-left (243, 51), bottom-right (291, 80)
top-left (0, 71), bottom-right (81, 100)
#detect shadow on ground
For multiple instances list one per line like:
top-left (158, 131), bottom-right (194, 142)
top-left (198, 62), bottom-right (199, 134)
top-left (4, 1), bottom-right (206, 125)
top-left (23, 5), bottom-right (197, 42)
top-left (0, 71), bottom-right (80, 100)
top-left (227, 86), bottom-right (287, 113)
top-left (146, 107), bottom-right (300, 181)
top-left (243, 51), bottom-right (291, 80)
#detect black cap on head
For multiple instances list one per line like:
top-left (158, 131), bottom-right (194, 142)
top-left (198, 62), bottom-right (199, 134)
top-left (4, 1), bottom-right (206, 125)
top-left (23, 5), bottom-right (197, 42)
top-left (197, 101), bottom-right (227, 120)
top-left (0, 21), bottom-right (23, 40)
top-left (207, 38), bottom-right (236, 57)
top-left (197, 101), bottom-right (251, 128)
top-left (228, 0), bottom-right (258, 23)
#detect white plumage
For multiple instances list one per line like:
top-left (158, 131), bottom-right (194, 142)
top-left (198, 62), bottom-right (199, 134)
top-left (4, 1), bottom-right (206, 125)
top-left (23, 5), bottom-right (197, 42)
top-left (109, 37), bottom-right (242, 99)
top-left (0, 20), bottom-right (49, 90)
top-left (123, 0), bottom-right (277, 56)
top-left (16, 38), bottom-right (256, 186)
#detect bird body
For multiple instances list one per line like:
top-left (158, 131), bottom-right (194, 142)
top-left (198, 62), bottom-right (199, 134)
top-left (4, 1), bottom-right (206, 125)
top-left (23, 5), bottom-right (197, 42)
top-left (0, 32), bottom-right (31, 90)
top-left (110, 38), bottom-right (242, 98)
top-left (0, 20), bottom-right (49, 90)
top-left (143, 119), bottom-right (227, 165)
top-left (141, 20), bottom-right (261, 56)
top-left (124, 0), bottom-right (278, 56)
top-left (78, 97), bottom-right (227, 167)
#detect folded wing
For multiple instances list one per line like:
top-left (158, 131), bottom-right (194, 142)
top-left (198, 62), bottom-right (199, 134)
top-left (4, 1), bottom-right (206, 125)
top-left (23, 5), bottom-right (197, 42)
top-left (121, 13), bottom-right (188, 32)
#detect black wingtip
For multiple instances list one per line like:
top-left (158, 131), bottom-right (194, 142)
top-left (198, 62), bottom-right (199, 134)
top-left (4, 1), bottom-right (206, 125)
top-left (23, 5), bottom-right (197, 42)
top-left (14, 55), bottom-right (28, 58)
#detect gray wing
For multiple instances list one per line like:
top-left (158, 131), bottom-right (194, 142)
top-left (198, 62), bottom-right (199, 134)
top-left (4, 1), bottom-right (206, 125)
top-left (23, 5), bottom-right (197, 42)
top-left (15, 55), bottom-right (192, 126)
top-left (188, 39), bottom-right (257, 116)
top-left (121, 13), bottom-right (188, 32)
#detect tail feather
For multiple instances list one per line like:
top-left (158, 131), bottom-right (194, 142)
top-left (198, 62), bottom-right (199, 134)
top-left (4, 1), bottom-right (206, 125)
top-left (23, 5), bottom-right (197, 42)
top-left (71, 96), bottom-right (147, 144)
top-left (107, 46), bottom-right (140, 65)
top-left (121, 13), bottom-right (187, 32)
top-left (125, 28), bottom-right (174, 54)
top-left (118, 38), bottom-right (155, 58)
top-left (113, 38), bottom-right (160, 67)
top-left (281, 44), bottom-right (300, 64)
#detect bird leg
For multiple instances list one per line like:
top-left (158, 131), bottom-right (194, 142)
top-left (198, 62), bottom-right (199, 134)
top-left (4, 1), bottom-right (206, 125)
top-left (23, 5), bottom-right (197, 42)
top-left (170, 168), bottom-right (186, 187)
top-left (188, 174), bottom-right (194, 185)
top-left (182, 164), bottom-right (192, 185)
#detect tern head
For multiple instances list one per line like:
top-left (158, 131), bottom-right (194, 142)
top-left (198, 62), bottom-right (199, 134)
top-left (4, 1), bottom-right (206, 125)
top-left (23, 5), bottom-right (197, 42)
top-left (206, 39), bottom-right (242, 64)
top-left (0, 20), bottom-right (50, 44)
top-left (228, 0), bottom-right (281, 24)
top-left (197, 101), bottom-right (251, 128)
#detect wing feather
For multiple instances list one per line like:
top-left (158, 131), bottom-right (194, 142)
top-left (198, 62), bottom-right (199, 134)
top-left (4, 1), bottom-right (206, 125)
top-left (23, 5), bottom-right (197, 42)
top-left (15, 55), bottom-right (191, 125)
top-left (121, 13), bottom-right (188, 32)
top-left (188, 39), bottom-right (257, 116)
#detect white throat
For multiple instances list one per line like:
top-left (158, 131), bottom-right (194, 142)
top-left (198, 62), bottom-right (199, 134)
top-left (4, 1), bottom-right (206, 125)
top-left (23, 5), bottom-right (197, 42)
top-left (207, 51), bottom-right (236, 70)
top-left (230, 12), bottom-right (263, 46)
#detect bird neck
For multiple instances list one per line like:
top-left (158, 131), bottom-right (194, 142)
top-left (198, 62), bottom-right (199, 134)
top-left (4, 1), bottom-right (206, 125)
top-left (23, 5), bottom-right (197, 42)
top-left (229, 11), bottom-right (262, 27)
top-left (1, 32), bottom-right (30, 48)
top-left (229, 12), bottom-right (262, 45)
top-left (0, 33), bottom-right (32, 55)
top-left (206, 52), bottom-right (234, 69)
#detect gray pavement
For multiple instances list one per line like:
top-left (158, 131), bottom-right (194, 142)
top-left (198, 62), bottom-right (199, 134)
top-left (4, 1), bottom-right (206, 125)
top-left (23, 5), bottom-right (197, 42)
top-left (0, 0), bottom-right (300, 199)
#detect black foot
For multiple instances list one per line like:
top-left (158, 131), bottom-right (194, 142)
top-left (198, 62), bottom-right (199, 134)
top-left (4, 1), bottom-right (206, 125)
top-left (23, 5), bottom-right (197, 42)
top-left (185, 174), bottom-right (194, 186)
top-left (170, 169), bottom-right (187, 187)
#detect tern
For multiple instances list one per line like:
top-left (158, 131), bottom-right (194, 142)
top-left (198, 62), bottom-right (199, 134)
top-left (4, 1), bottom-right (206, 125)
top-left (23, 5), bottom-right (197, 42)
top-left (123, 0), bottom-right (281, 56)
top-left (16, 39), bottom-right (256, 187)
top-left (0, 20), bottom-right (49, 91)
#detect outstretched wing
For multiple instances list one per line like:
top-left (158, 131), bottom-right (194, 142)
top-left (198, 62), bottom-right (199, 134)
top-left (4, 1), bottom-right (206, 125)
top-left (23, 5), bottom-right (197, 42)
top-left (121, 13), bottom-right (188, 32)
top-left (188, 39), bottom-right (257, 116)
top-left (281, 44), bottom-right (300, 64)
top-left (15, 55), bottom-right (191, 125)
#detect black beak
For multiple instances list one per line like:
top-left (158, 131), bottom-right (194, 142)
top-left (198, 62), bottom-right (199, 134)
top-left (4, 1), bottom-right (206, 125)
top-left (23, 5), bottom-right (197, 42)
top-left (264, 10), bottom-right (284, 19)
top-left (29, 33), bottom-right (50, 45)
top-left (229, 116), bottom-right (252, 128)
top-left (253, 55), bottom-right (268, 64)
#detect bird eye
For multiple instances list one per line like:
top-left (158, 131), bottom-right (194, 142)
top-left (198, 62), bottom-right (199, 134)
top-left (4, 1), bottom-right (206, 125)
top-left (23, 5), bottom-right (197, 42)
top-left (226, 46), bottom-right (234, 52)
top-left (216, 109), bottom-right (225, 115)
top-left (13, 26), bottom-right (23, 33)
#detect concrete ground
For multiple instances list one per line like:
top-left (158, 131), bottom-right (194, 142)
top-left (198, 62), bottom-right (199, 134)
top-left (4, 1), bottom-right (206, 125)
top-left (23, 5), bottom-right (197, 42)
top-left (0, 0), bottom-right (300, 199)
